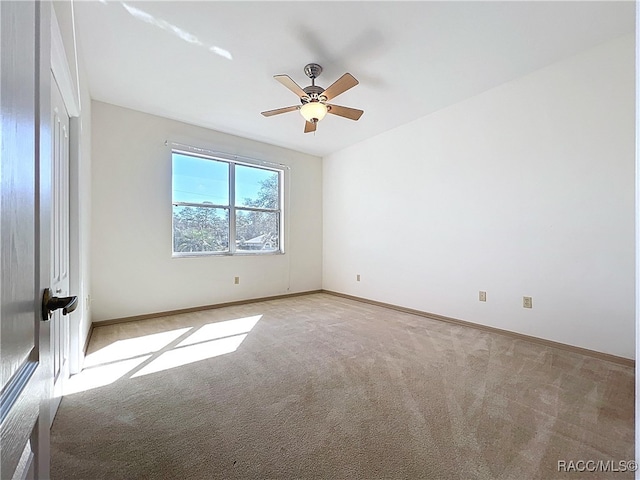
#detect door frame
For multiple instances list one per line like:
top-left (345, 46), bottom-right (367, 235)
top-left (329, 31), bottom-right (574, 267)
top-left (50, 6), bottom-right (81, 377)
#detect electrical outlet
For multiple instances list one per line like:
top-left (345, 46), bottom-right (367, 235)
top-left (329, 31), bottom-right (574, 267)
top-left (356, 274), bottom-right (361, 282)
top-left (523, 296), bottom-right (532, 309)
top-left (234, 276), bottom-right (240, 285)
top-left (479, 291), bottom-right (487, 302)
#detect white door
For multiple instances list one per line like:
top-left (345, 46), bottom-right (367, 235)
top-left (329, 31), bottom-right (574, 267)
top-left (1, 1), bottom-right (53, 478)
top-left (50, 75), bottom-right (71, 423)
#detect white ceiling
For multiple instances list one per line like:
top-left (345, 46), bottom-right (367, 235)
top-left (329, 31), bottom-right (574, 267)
top-left (74, 1), bottom-right (634, 157)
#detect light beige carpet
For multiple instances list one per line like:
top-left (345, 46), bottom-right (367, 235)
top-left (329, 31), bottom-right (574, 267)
top-left (51, 293), bottom-right (634, 479)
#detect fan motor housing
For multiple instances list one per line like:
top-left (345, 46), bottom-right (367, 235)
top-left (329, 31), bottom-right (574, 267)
top-left (303, 85), bottom-right (324, 99)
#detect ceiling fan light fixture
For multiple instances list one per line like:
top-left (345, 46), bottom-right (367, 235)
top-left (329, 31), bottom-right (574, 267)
top-left (300, 101), bottom-right (328, 122)
top-left (261, 64), bottom-right (363, 133)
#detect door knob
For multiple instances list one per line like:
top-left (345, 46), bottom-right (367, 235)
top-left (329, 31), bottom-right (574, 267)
top-left (41, 288), bottom-right (78, 321)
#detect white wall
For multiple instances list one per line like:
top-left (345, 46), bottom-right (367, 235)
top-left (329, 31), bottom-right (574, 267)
top-left (91, 102), bottom-right (322, 321)
top-left (323, 34), bottom-right (635, 359)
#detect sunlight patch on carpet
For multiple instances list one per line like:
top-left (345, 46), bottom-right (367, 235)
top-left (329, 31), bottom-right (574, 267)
top-left (84, 328), bottom-right (191, 367)
top-left (131, 333), bottom-right (248, 377)
top-left (65, 315), bottom-right (261, 394)
top-left (65, 355), bottom-right (153, 395)
top-left (177, 315), bottom-right (261, 347)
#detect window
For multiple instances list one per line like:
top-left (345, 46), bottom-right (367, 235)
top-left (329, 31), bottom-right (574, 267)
top-left (172, 150), bottom-right (283, 256)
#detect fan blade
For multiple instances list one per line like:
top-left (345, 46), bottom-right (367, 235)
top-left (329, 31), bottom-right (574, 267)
top-left (274, 75), bottom-right (308, 98)
top-left (304, 121), bottom-right (316, 133)
top-left (326, 104), bottom-right (364, 121)
top-left (321, 73), bottom-right (358, 101)
top-left (261, 106), bottom-right (299, 117)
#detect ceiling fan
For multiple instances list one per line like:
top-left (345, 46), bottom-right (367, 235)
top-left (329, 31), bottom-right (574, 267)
top-left (261, 63), bottom-right (364, 133)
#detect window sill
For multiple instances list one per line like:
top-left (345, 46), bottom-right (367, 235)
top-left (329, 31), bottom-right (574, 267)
top-left (172, 251), bottom-right (285, 259)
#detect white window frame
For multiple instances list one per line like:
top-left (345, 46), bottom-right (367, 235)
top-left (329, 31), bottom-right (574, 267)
top-left (171, 148), bottom-right (285, 257)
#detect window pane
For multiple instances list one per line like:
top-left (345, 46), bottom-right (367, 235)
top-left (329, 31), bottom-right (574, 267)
top-left (173, 153), bottom-right (229, 205)
top-left (173, 206), bottom-right (229, 253)
top-left (235, 165), bottom-right (279, 209)
top-left (235, 210), bottom-right (279, 252)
